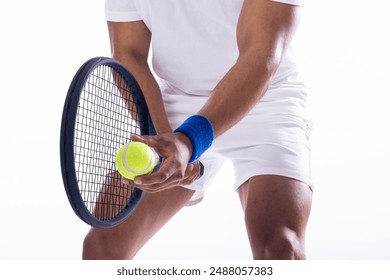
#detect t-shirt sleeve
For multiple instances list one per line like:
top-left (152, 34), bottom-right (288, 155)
top-left (271, 0), bottom-right (304, 6)
top-left (104, 0), bottom-right (142, 22)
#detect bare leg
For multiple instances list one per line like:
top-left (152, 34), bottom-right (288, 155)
top-left (238, 175), bottom-right (312, 260)
top-left (83, 186), bottom-right (194, 259)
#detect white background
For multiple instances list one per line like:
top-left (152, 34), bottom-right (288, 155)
top-left (0, 0), bottom-right (389, 260)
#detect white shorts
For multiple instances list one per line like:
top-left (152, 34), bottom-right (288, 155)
top-left (160, 80), bottom-right (313, 204)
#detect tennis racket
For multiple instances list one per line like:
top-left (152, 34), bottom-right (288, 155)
top-left (60, 57), bottom-right (155, 228)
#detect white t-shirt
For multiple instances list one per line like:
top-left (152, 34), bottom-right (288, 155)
top-left (105, 0), bottom-right (306, 95)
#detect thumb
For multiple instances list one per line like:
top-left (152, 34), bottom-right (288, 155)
top-left (131, 134), bottom-right (146, 142)
top-left (131, 134), bottom-right (159, 150)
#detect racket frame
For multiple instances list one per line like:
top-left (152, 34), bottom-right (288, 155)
top-left (60, 57), bottom-right (154, 228)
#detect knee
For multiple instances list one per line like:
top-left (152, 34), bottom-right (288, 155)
top-left (265, 229), bottom-right (305, 260)
top-left (251, 228), bottom-right (306, 260)
top-left (82, 229), bottom-right (134, 260)
top-left (82, 230), bottom-right (108, 260)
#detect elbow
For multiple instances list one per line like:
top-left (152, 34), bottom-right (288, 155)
top-left (111, 49), bottom-right (149, 69)
top-left (239, 49), bottom-right (282, 79)
top-left (238, 38), bottom-right (284, 76)
top-left (258, 53), bottom-right (281, 77)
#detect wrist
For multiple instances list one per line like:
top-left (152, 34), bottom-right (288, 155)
top-left (175, 132), bottom-right (193, 162)
top-left (174, 115), bottom-right (214, 163)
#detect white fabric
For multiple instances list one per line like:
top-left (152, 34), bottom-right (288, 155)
top-left (105, 0), bottom-right (304, 22)
top-left (104, 1), bottom-right (306, 102)
top-left (160, 80), bottom-right (312, 203)
top-left (271, 0), bottom-right (304, 6)
top-left (104, 0), bottom-right (312, 203)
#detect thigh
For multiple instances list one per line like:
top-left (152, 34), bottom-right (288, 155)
top-left (238, 175), bottom-right (312, 248)
top-left (83, 185), bottom-right (195, 259)
top-left (216, 114), bottom-right (313, 192)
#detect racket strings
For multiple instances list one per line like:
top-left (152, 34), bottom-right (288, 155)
top-left (74, 64), bottom-right (141, 221)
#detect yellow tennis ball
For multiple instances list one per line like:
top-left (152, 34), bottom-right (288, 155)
top-left (115, 141), bottom-right (156, 180)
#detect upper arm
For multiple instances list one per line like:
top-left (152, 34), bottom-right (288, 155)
top-left (107, 20), bottom-right (151, 64)
top-left (237, 0), bottom-right (302, 68)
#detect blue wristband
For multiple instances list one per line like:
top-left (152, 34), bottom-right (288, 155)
top-left (174, 115), bottom-right (214, 163)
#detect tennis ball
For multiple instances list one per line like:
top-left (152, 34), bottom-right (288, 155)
top-left (115, 141), bottom-right (156, 180)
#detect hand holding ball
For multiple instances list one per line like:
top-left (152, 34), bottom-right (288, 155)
top-left (116, 141), bottom-right (157, 180)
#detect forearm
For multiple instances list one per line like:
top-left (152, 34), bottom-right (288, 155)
top-left (107, 21), bottom-right (172, 135)
top-left (198, 52), bottom-right (278, 138)
top-left (198, 0), bottom-right (300, 138)
top-left (112, 53), bottom-right (172, 135)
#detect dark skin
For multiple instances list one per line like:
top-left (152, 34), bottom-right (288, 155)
top-left (83, 0), bottom-right (312, 260)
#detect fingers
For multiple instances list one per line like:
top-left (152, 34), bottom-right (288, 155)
top-left (135, 162), bottom-right (193, 193)
top-left (131, 134), bottom-right (158, 150)
top-left (121, 161), bottom-right (203, 194)
top-left (125, 133), bottom-right (201, 193)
